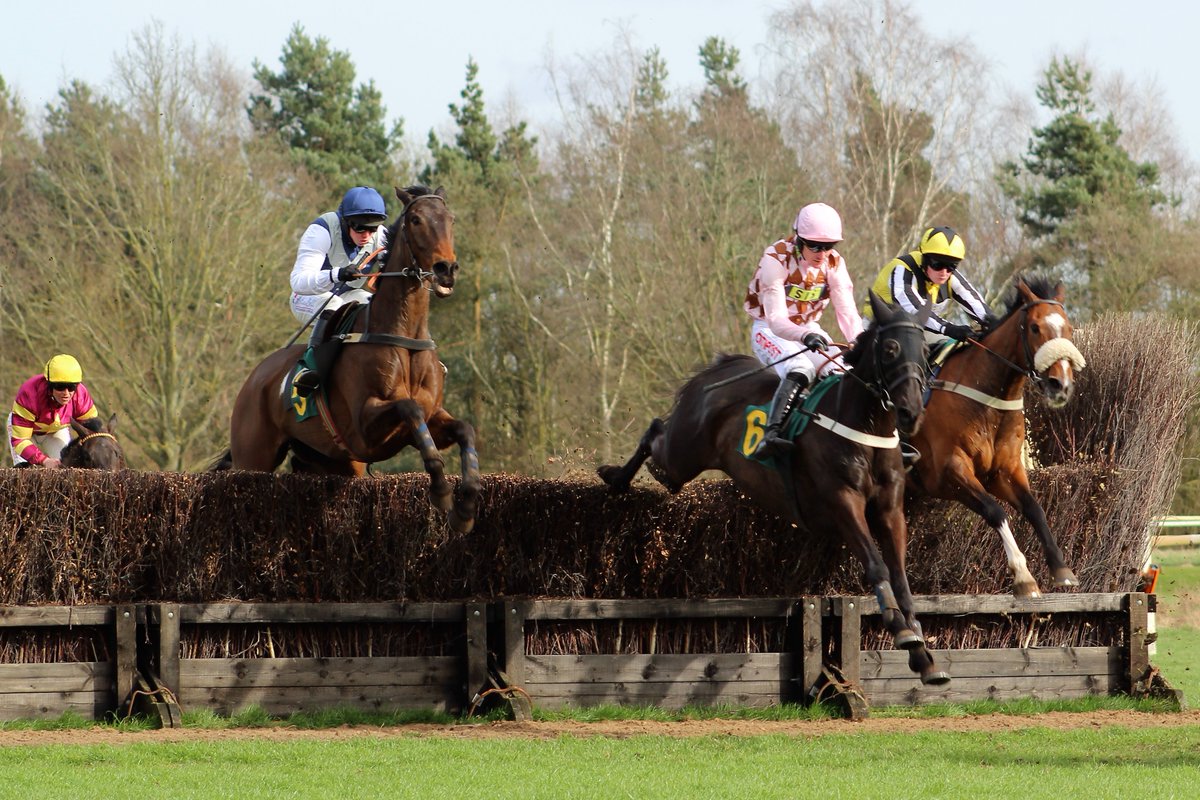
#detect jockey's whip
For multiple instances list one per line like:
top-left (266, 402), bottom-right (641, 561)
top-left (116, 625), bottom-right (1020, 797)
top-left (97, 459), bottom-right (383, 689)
top-left (282, 246), bottom-right (386, 349)
top-left (702, 340), bottom-right (848, 393)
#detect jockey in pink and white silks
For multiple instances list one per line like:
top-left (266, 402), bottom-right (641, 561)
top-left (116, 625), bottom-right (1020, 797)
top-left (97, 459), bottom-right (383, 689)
top-left (289, 186), bottom-right (390, 397)
top-left (744, 202), bottom-right (863, 458)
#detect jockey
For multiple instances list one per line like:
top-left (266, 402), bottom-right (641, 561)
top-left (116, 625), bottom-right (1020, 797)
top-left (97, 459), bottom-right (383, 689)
top-left (290, 186), bottom-right (391, 396)
top-left (745, 202), bottom-right (863, 458)
top-left (7, 354), bottom-right (100, 468)
top-left (863, 226), bottom-right (996, 344)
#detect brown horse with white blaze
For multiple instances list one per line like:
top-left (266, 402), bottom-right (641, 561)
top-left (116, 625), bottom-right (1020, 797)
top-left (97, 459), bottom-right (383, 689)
top-left (908, 276), bottom-right (1086, 597)
top-left (224, 185), bottom-right (480, 533)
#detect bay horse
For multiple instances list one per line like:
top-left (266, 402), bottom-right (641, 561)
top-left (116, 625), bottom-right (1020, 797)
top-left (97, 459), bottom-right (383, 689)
top-left (598, 294), bottom-right (949, 685)
top-left (908, 276), bottom-right (1086, 597)
top-left (224, 185), bottom-right (480, 533)
top-left (62, 415), bottom-right (125, 470)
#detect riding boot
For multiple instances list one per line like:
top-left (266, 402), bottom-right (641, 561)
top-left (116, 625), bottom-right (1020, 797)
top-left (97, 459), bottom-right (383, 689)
top-left (294, 309), bottom-right (334, 398)
top-left (753, 371), bottom-right (810, 459)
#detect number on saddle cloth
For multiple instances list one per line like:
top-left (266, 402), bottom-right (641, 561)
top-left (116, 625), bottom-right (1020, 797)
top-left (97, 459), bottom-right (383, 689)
top-left (740, 374), bottom-right (842, 467)
top-left (287, 303), bottom-right (365, 418)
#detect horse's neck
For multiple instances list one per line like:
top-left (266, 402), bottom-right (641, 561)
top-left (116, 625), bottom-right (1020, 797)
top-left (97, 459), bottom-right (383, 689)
top-left (367, 272), bottom-right (431, 337)
top-left (946, 323), bottom-right (1027, 398)
top-left (835, 366), bottom-right (892, 433)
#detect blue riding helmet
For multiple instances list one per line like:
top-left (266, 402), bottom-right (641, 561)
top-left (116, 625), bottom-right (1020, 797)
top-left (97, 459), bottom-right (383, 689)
top-left (337, 186), bottom-right (387, 223)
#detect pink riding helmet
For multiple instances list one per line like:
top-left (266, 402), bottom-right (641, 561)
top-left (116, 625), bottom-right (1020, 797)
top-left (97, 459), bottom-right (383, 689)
top-left (793, 203), bottom-right (843, 242)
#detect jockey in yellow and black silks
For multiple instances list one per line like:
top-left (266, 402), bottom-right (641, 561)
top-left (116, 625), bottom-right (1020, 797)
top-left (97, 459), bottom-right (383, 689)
top-left (863, 226), bottom-right (996, 344)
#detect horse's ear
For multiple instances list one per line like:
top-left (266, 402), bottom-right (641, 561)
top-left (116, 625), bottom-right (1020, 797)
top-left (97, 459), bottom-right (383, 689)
top-left (434, 185), bottom-right (446, 199)
top-left (107, 413), bottom-right (118, 434)
top-left (1016, 277), bottom-right (1037, 303)
top-left (915, 297), bottom-right (934, 328)
top-left (70, 418), bottom-right (89, 437)
top-left (1053, 282), bottom-right (1066, 304)
top-left (395, 186), bottom-right (412, 206)
top-left (868, 290), bottom-right (893, 324)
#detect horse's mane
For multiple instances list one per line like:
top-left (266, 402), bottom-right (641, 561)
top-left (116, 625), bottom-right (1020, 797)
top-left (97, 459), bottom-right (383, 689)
top-left (998, 275), bottom-right (1060, 322)
top-left (842, 324), bottom-right (880, 369)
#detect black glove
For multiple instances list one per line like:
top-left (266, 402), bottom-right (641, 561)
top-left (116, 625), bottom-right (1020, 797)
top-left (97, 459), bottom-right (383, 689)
top-left (334, 266), bottom-right (360, 283)
top-left (942, 323), bottom-right (975, 341)
top-left (802, 332), bottom-right (829, 352)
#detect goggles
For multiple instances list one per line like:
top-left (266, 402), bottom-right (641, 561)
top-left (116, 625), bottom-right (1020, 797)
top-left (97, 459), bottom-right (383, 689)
top-left (798, 238), bottom-right (838, 253)
top-left (350, 222), bottom-right (381, 234)
top-left (48, 382), bottom-right (79, 392)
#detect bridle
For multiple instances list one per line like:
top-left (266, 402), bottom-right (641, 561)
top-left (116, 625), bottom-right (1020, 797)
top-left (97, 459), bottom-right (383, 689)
top-left (973, 299), bottom-right (1072, 392)
top-left (856, 318), bottom-right (929, 412)
top-left (373, 193), bottom-right (457, 284)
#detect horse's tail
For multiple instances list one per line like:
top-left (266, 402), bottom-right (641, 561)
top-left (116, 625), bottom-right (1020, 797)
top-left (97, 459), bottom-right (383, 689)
top-left (209, 449), bottom-right (233, 471)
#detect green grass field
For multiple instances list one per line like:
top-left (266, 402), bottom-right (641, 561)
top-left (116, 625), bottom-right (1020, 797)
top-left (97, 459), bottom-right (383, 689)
top-left (1150, 545), bottom-right (1200, 702)
top-left (0, 727), bottom-right (1197, 800)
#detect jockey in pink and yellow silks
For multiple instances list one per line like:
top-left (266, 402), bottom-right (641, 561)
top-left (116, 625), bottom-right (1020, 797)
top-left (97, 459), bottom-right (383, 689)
top-left (744, 202), bottom-right (862, 458)
top-left (8, 354), bottom-right (99, 468)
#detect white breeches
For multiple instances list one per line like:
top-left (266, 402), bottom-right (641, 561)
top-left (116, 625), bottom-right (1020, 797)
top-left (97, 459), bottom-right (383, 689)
top-left (750, 321), bottom-right (848, 380)
top-left (290, 288), bottom-right (373, 325)
top-left (7, 422), bottom-right (70, 466)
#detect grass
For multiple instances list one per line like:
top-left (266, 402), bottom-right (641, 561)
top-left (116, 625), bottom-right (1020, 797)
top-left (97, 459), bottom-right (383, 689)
top-left (0, 727), bottom-right (1196, 799)
top-left (1150, 545), bottom-right (1200, 703)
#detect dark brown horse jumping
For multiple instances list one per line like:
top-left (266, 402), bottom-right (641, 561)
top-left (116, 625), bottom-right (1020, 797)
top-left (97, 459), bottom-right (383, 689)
top-left (61, 415), bottom-right (125, 470)
top-left (908, 276), bottom-right (1086, 597)
top-left (225, 186), bottom-right (480, 533)
top-left (599, 294), bottom-right (948, 685)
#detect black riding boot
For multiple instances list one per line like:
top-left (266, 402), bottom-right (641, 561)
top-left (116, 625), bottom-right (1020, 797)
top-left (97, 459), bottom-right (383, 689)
top-left (753, 371), bottom-right (810, 458)
top-left (293, 309), bottom-right (334, 398)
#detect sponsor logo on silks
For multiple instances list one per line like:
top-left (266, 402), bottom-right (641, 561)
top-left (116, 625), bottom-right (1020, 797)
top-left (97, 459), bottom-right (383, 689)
top-left (741, 406), bottom-right (769, 458)
top-left (754, 330), bottom-right (782, 358)
top-left (786, 283), bottom-right (825, 303)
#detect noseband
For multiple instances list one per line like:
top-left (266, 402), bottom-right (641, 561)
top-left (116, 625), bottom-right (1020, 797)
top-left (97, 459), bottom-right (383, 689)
top-left (978, 299), bottom-right (1081, 393)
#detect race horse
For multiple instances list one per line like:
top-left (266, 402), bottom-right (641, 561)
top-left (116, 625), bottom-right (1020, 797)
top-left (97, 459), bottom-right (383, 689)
top-left (223, 185), bottom-right (480, 533)
top-left (908, 276), bottom-right (1086, 597)
top-left (598, 294), bottom-right (949, 685)
top-left (61, 415), bottom-right (125, 470)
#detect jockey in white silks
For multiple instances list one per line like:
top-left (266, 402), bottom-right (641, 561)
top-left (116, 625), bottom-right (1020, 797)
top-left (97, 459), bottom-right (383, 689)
top-left (289, 186), bottom-right (390, 397)
top-left (743, 202), bottom-right (863, 458)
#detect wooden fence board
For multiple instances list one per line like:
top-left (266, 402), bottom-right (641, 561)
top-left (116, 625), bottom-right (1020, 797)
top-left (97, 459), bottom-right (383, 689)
top-left (0, 606), bottom-right (113, 626)
top-left (180, 656), bottom-right (461, 689)
top-left (863, 673), bottom-right (1120, 706)
top-left (843, 593), bottom-right (1129, 615)
top-left (861, 647), bottom-right (1121, 680)
top-left (0, 691), bottom-right (112, 720)
top-left (523, 653), bottom-right (791, 685)
top-left (179, 602), bottom-right (463, 624)
top-left (521, 598), bottom-right (801, 621)
top-left (526, 682), bottom-right (785, 709)
top-left (0, 661), bottom-right (113, 692)
top-left (186, 683), bottom-right (460, 716)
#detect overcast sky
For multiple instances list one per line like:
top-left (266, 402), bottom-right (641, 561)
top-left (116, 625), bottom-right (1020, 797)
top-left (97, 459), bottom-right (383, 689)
top-left (2, 0), bottom-right (1196, 162)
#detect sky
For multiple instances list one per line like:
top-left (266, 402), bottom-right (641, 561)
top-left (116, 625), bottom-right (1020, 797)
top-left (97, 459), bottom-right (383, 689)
top-left (2, 0), bottom-right (1197, 162)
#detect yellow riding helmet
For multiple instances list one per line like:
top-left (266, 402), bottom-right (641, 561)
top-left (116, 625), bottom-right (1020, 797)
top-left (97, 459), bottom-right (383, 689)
top-left (919, 226), bottom-right (966, 261)
top-left (44, 354), bottom-right (83, 384)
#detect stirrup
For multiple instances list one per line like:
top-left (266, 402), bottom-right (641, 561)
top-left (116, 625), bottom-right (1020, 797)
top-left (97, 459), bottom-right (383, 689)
top-left (293, 369), bottom-right (320, 398)
top-left (900, 442), bottom-right (921, 470)
top-left (754, 425), bottom-right (793, 458)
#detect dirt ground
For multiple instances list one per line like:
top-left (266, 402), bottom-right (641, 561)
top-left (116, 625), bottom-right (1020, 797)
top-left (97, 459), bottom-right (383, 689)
top-left (1, 709), bottom-right (1198, 747)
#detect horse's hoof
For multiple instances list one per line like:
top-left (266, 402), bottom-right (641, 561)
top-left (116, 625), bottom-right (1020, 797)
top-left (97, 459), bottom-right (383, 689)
top-left (894, 629), bottom-right (923, 650)
top-left (1052, 568), bottom-right (1079, 588)
top-left (920, 668), bottom-right (952, 686)
top-left (1012, 582), bottom-right (1042, 599)
top-left (448, 508), bottom-right (475, 534)
top-left (596, 465), bottom-right (629, 492)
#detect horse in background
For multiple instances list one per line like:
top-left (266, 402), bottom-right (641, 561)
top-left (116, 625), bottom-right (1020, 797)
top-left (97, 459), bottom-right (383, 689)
top-left (599, 294), bottom-right (948, 686)
top-left (61, 415), bottom-right (125, 470)
top-left (221, 186), bottom-right (480, 533)
top-left (908, 276), bottom-right (1086, 597)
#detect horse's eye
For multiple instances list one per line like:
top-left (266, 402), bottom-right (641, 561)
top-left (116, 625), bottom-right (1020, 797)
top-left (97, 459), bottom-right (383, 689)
top-left (881, 339), bottom-right (901, 362)
top-left (1030, 322), bottom-right (1041, 335)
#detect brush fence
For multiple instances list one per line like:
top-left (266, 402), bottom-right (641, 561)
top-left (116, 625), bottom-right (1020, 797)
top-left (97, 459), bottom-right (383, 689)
top-left (0, 593), bottom-right (1154, 719)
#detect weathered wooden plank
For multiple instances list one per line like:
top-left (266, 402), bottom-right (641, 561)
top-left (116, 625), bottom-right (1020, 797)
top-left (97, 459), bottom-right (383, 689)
top-left (0, 692), bottom-right (111, 720)
top-left (1126, 593), bottom-right (1150, 694)
top-left (185, 683), bottom-right (460, 716)
top-left (179, 602), bottom-right (464, 624)
top-left (466, 602), bottom-right (488, 698)
top-left (843, 593), bottom-right (1128, 616)
top-left (115, 604), bottom-right (136, 711)
top-left (524, 681), bottom-right (784, 709)
top-left (0, 606), bottom-right (113, 627)
top-left (504, 601), bottom-right (526, 686)
top-left (157, 603), bottom-right (181, 696)
top-left (524, 653), bottom-right (791, 684)
top-left (830, 597), bottom-right (862, 686)
top-left (522, 598), bottom-right (799, 621)
top-left (860, 647), bottom-right (1120, 680)
top-left (179, 656), bottom-right (461, 689)
top-left (0, 662), bottom-right (113, 692)
top-left (862, 673), bottom-right (1120, 706)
